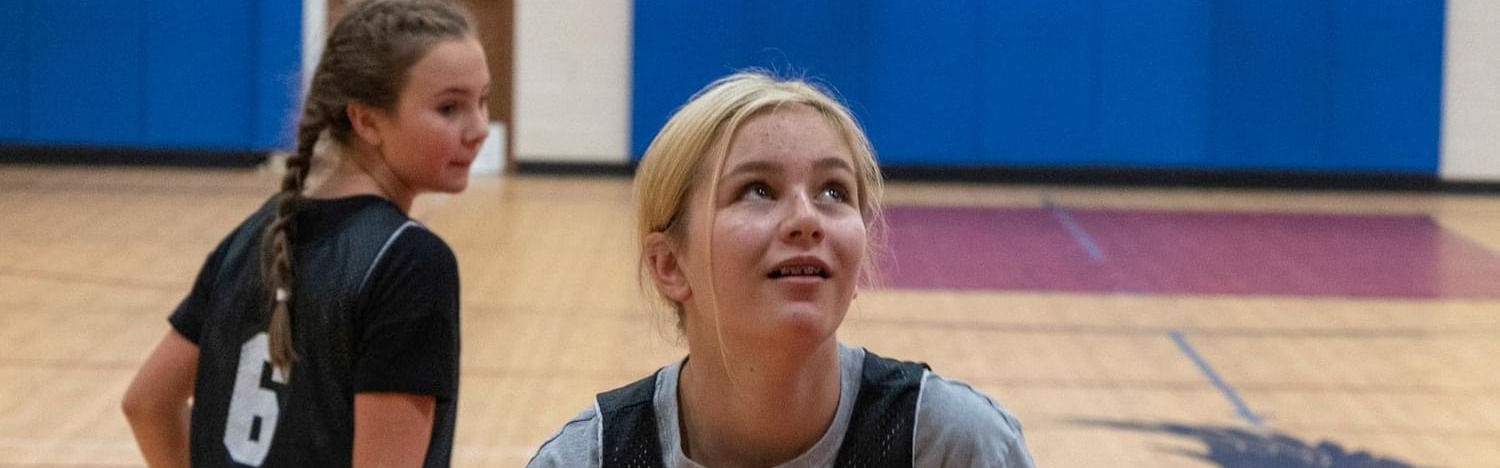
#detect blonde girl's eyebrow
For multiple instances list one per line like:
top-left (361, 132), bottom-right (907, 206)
top-left (725, 156), bottom-right (852, 177)
top-left (723, 160), bottom-right (780, 177)
top-left (815, 156), bottom-right (856, 174)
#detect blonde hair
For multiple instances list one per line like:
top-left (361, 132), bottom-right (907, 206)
top-left (633, 71), bottom-right (886, 328)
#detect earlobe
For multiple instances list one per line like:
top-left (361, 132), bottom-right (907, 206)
top-left (347, 102), bottom-right (384, 147)
top-left (644, 232), bottom-right (692, 303)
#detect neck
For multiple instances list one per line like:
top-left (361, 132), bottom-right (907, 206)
top-left (677, 337), bottom-right (842, 467)
top-left (307, 146), bottom-right (414, 212)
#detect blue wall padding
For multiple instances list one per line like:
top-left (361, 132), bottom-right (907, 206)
top-left (866, 2), bottom-right (981, 165)
top-left (632, 0), bottom-right (1445, 174)
top-left (2, 0), bottom-right (302, 154)
top-left (0, 1), bottom-right (27, 141)
top-left (631, 2), bottom-right (747, 151)
top-left (981, 0), bottom-right (1098, 165)
top-left (1098, 1), bottom-right (1211, 168)
top-left (28, 1), bottom-right (146, 146)
top-left (1211, 0), bottom-right (1333, 170)
top-left (255, 0), bottom-right (304, 151)
top-left (1327, 0), bottom-right (1443, 173)
top-left (145, 0), bottom-right (254, 148)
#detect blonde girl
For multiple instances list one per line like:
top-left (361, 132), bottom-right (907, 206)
top-left (528, 71), bottom-right (1034, 468)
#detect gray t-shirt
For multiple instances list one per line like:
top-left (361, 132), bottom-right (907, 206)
top-left (527, 343), bottom-right (1035, 467)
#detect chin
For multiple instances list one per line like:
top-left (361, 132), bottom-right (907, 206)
top-left (438, 178), bottom-right (470, 193)
top-left (766, 304), bottom-right (845, 346)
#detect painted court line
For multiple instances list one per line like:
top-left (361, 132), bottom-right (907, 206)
top-left (1170, 330), bottom-right (1266, 428)
top-left (1041, 193), bottom-right (1106, 262)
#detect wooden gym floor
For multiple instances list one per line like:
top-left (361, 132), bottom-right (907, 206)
top-left (1, 165), bottom-right (1498, 467)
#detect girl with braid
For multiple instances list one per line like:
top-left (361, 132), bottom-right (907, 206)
top-left (528, 72), bottom-right (1034, 467)
top-left (122, 0), bottom-right (486, 466)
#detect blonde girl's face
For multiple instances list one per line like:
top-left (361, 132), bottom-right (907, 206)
top-left (680, 104), bottom-right (866, 350)
top-left (377, 37), bottom-right (491, 194)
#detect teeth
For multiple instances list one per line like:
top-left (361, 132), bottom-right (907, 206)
top-left (776, 266), bottom-right (824, 277)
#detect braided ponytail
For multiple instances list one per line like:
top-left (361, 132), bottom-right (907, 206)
top-left (259, 105), bottom-right (323, 376)
top-left (259, 0), bottom-right (473, 376)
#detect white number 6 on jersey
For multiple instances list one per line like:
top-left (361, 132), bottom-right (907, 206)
top-left (223, 332), bottom-right (288, 466)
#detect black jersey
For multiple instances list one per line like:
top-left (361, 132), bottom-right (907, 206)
top-left (170, 195), bottom-right (460, 467)
top-left (595, 351), bottom-right (928, 468)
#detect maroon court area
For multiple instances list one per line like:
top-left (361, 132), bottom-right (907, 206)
top-left (881, 206), bottom-right (1500, 299)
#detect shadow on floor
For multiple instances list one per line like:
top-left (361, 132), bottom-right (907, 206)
top-left (1072, 418), bottom-right (1420, 468)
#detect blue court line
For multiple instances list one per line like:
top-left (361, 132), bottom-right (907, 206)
top-left (1041, 193), bottom-right (1106, 262)
top-left (1170, 330), bottom-right (1266, 428)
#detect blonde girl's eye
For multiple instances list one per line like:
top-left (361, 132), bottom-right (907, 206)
top-left (819, 183), bottom-right (851, 204)
top-left (739, 182), bottom-right (773, 201)
top-left (437, 102), bottom-right (459, 117)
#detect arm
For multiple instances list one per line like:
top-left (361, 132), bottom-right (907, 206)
top-left (122, 329), bottom-right (199, 468)
top-left (352, 227), bottom-right (458, 466)
top-left (353, 392), bottom-right (437, 468)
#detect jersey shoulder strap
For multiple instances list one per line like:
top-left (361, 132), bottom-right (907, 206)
top-left (597, 371), bottom-right (666, 468)
top-left (834, 350), bottom-right (930, 468)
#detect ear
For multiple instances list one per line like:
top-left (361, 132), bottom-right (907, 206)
top-left (644, 232), bottom-right (692, 303)
top-left (347, 101), bottom-right (386, 147)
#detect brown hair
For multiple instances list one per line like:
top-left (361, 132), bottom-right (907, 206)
top-left (261, 0), bottom-right (473, 375)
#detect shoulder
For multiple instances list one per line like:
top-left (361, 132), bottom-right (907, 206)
top-left (354, 220), bottom-right (458, 325)
top-left (917, 372), bottom-right (1024, 435)
top-left (526, 407), bottom-right (601, 468)
top-left (914, 372), bottom-right (1035, 467)
top-left (167, 198), bottom-right (277, 330)
top-left (213, 195), bottom-right (284, 265)
top-left (380, 223), bottom-right (456, 266)
top-left (363, 222), bottom-right (457, 286)
top-left (316, 196), bottom-right (452, 268)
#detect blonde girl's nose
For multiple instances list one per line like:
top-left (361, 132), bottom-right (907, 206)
top-left (780, 193), bottom-right (825, 244)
